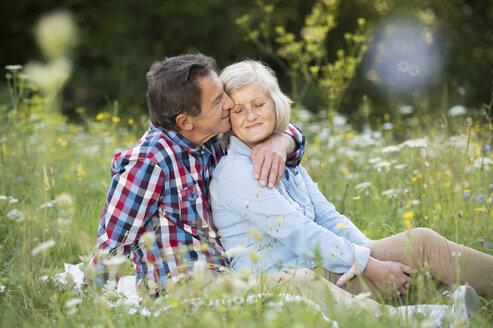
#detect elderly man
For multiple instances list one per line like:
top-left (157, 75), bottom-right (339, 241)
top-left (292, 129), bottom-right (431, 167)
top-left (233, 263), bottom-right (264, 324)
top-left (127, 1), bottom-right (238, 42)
top-left (90, 53), bottom-right (304, 292)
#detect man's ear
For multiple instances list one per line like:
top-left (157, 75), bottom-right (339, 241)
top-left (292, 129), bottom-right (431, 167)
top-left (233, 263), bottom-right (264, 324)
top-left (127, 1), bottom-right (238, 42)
top-left (176, 113), bottom-right (193, 131)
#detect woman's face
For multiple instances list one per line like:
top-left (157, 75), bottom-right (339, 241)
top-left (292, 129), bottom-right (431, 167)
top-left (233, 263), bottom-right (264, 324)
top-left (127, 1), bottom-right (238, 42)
top-left (230, 82), bottom-right (276, 147)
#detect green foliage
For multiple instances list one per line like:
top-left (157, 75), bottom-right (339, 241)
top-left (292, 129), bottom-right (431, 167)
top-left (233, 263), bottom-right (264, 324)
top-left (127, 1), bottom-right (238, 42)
top-left (2, 0), bottom-right (491, 120)
top-left (237, 0), bottom-right (369, 118)
top-left (338, 0), bottom-right (493, 119)
top-left (235, 0), bottom-right (493, 123)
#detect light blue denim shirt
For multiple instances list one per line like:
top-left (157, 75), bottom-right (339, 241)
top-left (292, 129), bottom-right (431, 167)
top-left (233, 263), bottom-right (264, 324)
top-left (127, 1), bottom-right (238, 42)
top-left (210, 136), bottom-right (372, 276)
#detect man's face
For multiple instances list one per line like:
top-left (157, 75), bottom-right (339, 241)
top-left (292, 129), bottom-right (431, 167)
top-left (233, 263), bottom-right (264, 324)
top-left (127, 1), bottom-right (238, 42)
top-left (190, 74), bottom-right (234, 144)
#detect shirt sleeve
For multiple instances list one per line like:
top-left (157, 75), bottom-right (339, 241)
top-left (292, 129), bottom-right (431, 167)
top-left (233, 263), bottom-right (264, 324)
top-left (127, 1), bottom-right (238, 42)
top-left (298, 167), bottom-right (372, 273)
top-left (92, 157), bottom-right (165, 279)
top-left (284, 123), bottom-right (305, 167)
top-left (217, 160), bottom-right (369, 275)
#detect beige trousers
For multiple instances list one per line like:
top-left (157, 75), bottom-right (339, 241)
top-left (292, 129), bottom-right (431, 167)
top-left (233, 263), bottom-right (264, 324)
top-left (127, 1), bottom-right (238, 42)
top-left (201, 267), bottom-right (397, 318)
top-left (325, 228), bottom-right (493, 299)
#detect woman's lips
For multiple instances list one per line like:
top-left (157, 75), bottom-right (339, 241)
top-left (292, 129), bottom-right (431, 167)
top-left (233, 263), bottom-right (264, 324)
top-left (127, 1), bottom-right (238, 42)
top-left (246, 123), bottom-right (262, 129)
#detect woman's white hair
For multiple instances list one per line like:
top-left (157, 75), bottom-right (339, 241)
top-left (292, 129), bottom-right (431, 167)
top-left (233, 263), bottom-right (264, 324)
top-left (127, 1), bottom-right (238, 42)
top-left (219, 60), bottom-right (292, 133)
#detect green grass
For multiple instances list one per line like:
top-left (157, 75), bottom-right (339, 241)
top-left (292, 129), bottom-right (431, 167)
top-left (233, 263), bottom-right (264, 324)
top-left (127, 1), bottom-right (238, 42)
top-left (0, 96), bottom-right (492, 327)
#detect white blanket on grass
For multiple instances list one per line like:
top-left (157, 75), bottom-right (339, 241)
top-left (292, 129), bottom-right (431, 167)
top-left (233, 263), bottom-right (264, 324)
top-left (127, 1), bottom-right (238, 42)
top-left (46, 263), bottom-right (335, 323)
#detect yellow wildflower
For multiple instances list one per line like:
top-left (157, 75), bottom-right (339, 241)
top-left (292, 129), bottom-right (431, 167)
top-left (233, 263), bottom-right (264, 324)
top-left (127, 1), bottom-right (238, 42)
top-left (96, 113), bottom-right (104, 120)
top-left (403, 211), bottom-right (413, 220)
top-left (309, 66), bottom-right (319, 74)
top-left (77, 163), bottom-right (86, 178)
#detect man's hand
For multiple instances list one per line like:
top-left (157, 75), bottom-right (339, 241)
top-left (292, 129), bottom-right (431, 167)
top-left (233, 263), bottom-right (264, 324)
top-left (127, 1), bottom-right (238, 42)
top-left (363, 257), bottom-right (412, 298)
top-left (251, 133), bottom-right (295, 189)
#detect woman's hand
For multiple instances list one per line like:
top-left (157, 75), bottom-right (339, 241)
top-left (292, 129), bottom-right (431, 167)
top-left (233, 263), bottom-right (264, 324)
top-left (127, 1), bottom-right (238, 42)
top-left (363, 257), bottom-right (412, 298)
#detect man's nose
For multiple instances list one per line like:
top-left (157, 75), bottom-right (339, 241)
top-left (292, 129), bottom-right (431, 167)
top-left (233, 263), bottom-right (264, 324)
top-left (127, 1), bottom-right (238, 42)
top-left (224, 94), bottom-right (235, 111)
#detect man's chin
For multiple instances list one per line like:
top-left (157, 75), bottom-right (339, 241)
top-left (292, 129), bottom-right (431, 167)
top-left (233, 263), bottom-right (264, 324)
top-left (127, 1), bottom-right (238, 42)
top-left (219, 122), bottom-right (232, 133)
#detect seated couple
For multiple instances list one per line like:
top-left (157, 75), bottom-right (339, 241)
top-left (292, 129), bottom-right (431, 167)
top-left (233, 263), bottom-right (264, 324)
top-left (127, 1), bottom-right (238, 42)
top-left (91, 53), bottom-right (493, 322)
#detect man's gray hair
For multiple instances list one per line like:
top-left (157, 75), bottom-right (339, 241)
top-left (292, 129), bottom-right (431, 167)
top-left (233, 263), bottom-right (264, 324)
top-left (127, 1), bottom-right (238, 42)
top-left (219, 60), bottom-right (292, 133)
top-left (146, 53), bottom-right (217, 131)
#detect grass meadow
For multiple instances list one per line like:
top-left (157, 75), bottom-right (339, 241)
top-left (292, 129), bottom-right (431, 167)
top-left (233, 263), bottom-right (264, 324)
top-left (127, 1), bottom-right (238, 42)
top-left (0, 69), bottom-right (492, 327)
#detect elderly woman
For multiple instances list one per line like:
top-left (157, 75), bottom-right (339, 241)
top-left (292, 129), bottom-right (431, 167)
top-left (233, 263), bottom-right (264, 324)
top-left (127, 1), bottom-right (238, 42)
top-left (210, 60), bottom-right (493, 303)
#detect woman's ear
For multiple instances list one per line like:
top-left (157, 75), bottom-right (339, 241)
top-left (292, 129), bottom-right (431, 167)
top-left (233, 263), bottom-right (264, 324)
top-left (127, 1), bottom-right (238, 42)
top-left (176, 113), bottom-right (193, 131)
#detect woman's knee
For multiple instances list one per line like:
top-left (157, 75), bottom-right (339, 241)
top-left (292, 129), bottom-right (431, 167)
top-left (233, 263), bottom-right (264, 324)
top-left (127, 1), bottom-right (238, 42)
top-left (406, 227), bottom-right (441, 247)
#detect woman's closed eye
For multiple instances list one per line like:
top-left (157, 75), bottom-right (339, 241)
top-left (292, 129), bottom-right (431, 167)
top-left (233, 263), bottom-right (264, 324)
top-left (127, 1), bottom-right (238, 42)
top-left (232, 107), bottom-right (243, 114)
top-left (254, 103), bottom-right (264, 108)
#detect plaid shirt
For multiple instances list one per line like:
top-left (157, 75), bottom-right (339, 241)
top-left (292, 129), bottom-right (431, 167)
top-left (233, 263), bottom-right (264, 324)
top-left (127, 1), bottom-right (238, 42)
top-left (92, 124), bottom-right (304, 291)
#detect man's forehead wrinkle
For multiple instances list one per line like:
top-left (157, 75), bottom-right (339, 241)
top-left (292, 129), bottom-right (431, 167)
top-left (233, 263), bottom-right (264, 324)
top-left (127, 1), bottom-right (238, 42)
top-left (207, 75), bottom-right (224, 104)
top-left (199, 75), bottom-right (221, 105)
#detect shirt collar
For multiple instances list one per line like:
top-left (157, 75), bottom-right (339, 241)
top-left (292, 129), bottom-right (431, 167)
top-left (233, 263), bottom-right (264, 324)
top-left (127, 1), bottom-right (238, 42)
top-left (150, 124), bottom-right (211, 155)
top-left (227, 135), bottom-right (252, 157)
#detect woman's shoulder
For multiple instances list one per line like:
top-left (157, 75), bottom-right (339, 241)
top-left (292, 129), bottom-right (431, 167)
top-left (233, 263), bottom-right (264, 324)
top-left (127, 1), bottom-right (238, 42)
top-left (211, 152), bottom-right (259, 204)
top-left (214, 152), bottom-right (253, 180)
